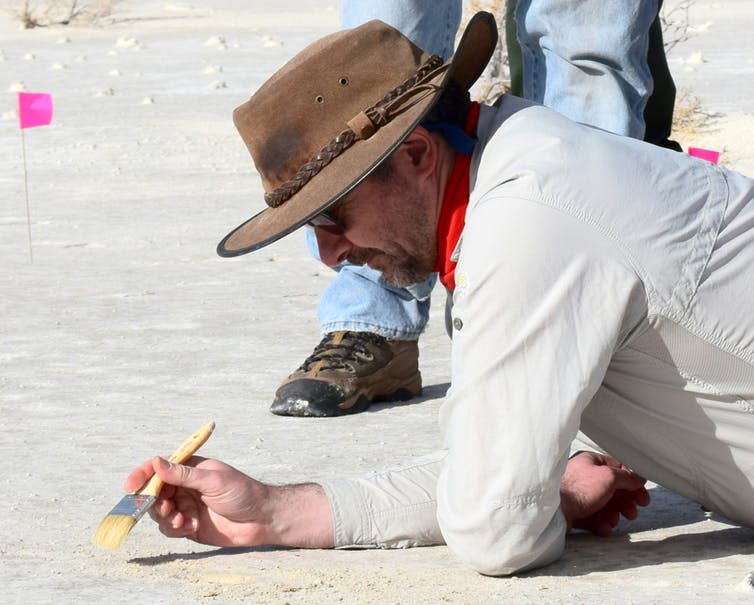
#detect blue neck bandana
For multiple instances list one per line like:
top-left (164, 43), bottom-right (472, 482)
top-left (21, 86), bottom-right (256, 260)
top-left (423, 121), bottom-right (476, 155)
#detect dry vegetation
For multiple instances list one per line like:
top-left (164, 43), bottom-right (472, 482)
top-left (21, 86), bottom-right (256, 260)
top-left (660, 1), bottom-right (711, 136)
top-left (671, 88), bottom-right (716, 138)
top-left (16, 0), bottom-right (115, 28)
top-left (661, 0), bottom-right (696, 54)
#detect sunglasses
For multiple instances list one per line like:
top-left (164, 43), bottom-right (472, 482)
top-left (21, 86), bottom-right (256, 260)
top-left (306, 209), bottom-right (345, 235)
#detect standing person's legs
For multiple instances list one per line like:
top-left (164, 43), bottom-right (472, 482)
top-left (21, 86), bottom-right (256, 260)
top-left (341, 0), bottom-right (461, 60)
top-left (270, 0), bottom-right (462, 417)
top-left (277, 0), bottom-right (684, 418)
top-left (316, 0), bottom-right (461, 340)
top-left (511, 0), bottom-right (669, 142)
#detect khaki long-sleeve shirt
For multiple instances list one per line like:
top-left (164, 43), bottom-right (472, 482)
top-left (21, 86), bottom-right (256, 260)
top-left (322, 96), bottom-right (754, 575)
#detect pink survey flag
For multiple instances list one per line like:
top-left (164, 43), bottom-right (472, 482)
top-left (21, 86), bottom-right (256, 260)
top-left (18, 92), bottom-right (53, 129)
top-left (687, 146), bottom-right (720, 164)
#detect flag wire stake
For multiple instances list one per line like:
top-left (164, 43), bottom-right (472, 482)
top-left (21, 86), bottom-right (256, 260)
top-left (20, 126), bottom-right (34, 264)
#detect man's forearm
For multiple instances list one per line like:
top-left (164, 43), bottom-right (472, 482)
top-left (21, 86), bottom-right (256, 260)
top-left (264, 483), bottom-right (335, 548)
top-left (321, 452), bottom-right (446, 548)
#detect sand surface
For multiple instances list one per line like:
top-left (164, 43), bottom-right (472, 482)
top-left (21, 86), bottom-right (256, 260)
top-left (2, 1), bottom-right (754, 603)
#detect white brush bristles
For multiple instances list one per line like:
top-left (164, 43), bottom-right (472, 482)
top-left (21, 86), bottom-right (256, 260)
top-left (92, 514), bottom-right (138, 549)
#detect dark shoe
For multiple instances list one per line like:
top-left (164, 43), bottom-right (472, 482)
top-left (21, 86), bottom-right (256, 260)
top-left (271, 331), bottom-right (422, 417)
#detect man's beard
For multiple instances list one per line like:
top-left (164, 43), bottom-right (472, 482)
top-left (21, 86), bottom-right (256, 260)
top-left (382, 254), bottom-right (434, 287)
top-left (348, 247), bottom-right (434, 287)
top-left (346, 209), bottom-right (437, 287)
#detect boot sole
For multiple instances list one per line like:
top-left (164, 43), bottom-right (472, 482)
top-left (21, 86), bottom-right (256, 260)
top-left (271, 374), bottom-right (422, 417)
top-left (336, 372), bottom-right (422, 414)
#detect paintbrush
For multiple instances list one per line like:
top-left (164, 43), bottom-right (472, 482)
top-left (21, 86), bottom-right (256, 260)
top-left (92, 420), bottom-right (216, 549)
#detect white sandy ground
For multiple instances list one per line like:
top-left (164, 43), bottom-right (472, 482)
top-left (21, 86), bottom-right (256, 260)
top-left (1, 0), bottom-right (754, 603)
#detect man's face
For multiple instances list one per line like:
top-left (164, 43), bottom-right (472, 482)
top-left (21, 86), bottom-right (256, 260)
top-left (313, 154), bottom-right (438, 288)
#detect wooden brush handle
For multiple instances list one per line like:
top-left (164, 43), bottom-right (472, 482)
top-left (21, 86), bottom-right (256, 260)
top-left (139, 421), bottom-right (216, 497)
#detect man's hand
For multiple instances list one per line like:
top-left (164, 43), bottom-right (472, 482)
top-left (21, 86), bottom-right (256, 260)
top-left (124, 456), bottom-right (334, 548)
top-left (560, 451), bottom-right (650, 536)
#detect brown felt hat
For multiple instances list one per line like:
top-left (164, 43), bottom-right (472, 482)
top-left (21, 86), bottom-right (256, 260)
top-left (217, 12), bottom-right (498, 257)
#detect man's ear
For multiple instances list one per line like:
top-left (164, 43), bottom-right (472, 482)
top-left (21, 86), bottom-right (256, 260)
top-left (400, 127), bottom-right (438, 178)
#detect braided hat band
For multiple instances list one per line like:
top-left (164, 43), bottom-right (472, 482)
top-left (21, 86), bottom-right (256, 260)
top-left (264, 55), bottom-right (447, 209)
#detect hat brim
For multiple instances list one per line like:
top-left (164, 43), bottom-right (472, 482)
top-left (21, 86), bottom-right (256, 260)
top-left (217, 11), bottom-right (498, 257)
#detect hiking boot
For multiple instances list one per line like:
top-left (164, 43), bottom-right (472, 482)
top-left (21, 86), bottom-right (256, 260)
top-left (270, 331), bottom-right (422, 417)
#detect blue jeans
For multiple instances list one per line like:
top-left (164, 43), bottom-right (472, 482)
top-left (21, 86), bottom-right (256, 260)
top-left (314, 0), bottom-right (660, 339)
top-left (515, 0), bottom-right (658, 140)
top-left (340, 0), bottom-right (461, 61)
top-left (309, 0), bottom-right (461, 339)
top-left (306, 229), bottom-right (436, 339)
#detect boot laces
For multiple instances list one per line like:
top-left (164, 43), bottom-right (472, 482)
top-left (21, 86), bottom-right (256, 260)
top-left (300, 331), bottom-right (386, 373)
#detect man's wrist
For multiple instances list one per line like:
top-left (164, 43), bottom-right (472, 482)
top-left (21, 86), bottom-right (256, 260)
top-left (265, 483), bottom-right (335, 548)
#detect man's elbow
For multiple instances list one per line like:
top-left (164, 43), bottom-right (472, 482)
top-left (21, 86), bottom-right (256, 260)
top-left (439, 512), bottom-right (567, 576)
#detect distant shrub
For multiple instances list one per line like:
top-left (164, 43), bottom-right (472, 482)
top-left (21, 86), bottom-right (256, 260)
top-left (16, 0), bottom-right (116, 28)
